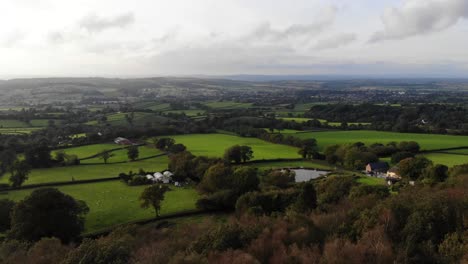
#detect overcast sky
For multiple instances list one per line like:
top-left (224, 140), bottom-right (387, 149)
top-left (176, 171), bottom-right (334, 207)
top-left (1, 0), bottom-right (468, 78)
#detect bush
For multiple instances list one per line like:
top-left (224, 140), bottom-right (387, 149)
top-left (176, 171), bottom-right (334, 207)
top-left (196, 190), bottom-right (238, 211)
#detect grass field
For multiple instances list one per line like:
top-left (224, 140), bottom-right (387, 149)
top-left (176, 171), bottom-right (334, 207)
top-left (0, 181), bottom-right (199, 232)
top-left (0, 127), bottom-right (42, 135)
top-left (204, 101), bottom-right (253, 109)
top-left (278, 117), bottom-right (370, 126)
top-left (356, 176), bottom-right (386, 186)
top-left (81, 145), bottom-right (163, 164)
top-left (0, 119), bottom-right (29, 128)
top-left (438, 149), bottom-right (468, 155)
top-left (54, 143), bottom-right (120, 159)
top-left (86, 112), bottom-right (170, 126)
top-left (164, 110), bottom-right (205, 116)
top-left (0, 155), bottom-right (169, 185)
top-left (421, 153), bottom-right (468, 167)
top-left (248, 160), bottom-right (332, 171)
top-left (264, 128), bottom-right (303, 134)
top-left (169, 134), bottom-right (300, 160)
top-left (295, 130), bottom-right (468, 151)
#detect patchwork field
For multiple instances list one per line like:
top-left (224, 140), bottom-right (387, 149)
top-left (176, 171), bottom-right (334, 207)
top-left (54, 143), bottom-right (121, 159)
top-left (278, 117), bottom-right (370, 126)
top-left (170, 134), bottom-right (300, 160)
top-left (420, 153), bottom-right (468, 167)
top-left (248, 160), bottom-right (332, 171)
top-left (203, 101), bottom-right (253, 109)
top-left (0, 155), bottom-right (169, 185)
top-left (0, 181), bottom-right (198, 232)
top-left (295, 130), bottom-right (468, 151)
top-left (86, 112), bottom-right (171, 126)
top-left (80, 145), bottom-right (163, 164)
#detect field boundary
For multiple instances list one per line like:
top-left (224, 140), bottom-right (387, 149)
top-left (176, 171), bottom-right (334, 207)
top-left (80, 152), bottom-right (168, 165)
top-left (0, 177), bottom-right (120, 191)
top-left (78, 143), bottom-right (147, 161)
top-left (419, 146), bottom-right (468, 153)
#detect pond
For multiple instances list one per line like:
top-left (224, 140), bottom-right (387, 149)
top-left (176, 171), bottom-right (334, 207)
top-left (293, 169), bottom-right (328, 182)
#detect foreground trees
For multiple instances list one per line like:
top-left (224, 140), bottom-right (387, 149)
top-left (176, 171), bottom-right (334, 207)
top-left (9, 188), bottom-right (89, 243)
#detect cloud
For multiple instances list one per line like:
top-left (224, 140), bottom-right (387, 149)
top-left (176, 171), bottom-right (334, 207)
top-left (245, 6), bottom-right (337, 43)
top-left (314, 33), bottom-right (356, 50)
top-left (370, 0), bottom-right (468, 42)
top-left (0, 31), bottom-right (25, 47)
top-left (79, 12), bottom-right (135, 33)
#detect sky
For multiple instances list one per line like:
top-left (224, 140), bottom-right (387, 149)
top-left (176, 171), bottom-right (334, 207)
top-left (0, 0), bottom-right (468, 78)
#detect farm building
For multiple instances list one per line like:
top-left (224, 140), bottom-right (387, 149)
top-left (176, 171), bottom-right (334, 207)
top-left (386, 167), bottom-right (401, 180)
top-left (114, 137), bottom-right (134, 145)
top-left (365, 162), bottom-right (389, 174)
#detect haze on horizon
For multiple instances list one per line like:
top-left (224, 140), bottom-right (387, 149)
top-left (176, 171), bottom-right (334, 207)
top-left (1, 0), bottom-right (468, 79)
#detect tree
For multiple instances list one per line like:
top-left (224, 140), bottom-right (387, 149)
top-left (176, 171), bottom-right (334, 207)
top-left (98, 149), bottom-right (115, 164)
top-left (54, 150), bottom-right (66, 163)
top-left (298, 139), bottom-right (318, 159)
top-left (139, 185), bottom-right (170, 217)
top-left (391, 151), bottom-right (414, 164)
top-left (239, 146), bottom-right (254, 163)
top-left (155, 138), bottom-right (175, 150)
top-left (127, 146), bottom-right (139, 161)
top-left (9, 188), bottom-right (89, 242)
top-left (9, 160), bottom-right (31, 187)
top-left (292, 182), bottom-right (317, 212)
top-left (0, 149), bottom-right (16, 175)
top-left (0, 199), bottom-right (15, 232)
top-left (231, 166), bottom-right (259, 194)
top-left (398, 157), bottom-right (432, 181)
top-left (262, 169), bottom-right (295, 189)
top-left (199, 163), bottom-right (233, 193)
top-left (24, 143), bottom-right (52, 168)
top-left (168, 143), bottom-right (186, 154)
top-left (224, 145), bottom-right (242, 164)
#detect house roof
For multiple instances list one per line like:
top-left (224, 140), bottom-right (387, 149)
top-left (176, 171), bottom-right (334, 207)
top-left (367, 162), bottom-right (389, 170)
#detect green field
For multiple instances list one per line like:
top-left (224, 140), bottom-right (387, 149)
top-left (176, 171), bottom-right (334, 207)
top-left (54, 143), bottom-right (120, 159)
top-left (278, 117), bottom-right (312, 123)
top-left (134, 102), bottom-right (171, 111)
top-left (169, 134), bottom-right (300, 160)
top-left (0, 181), bottom-right (198, 232)
top-left (439, 149), bottom-right (468, 155)
top-left (356, 176), bottom-right (386, 186)
top-left (164, 110), bottom-right (205, 116)
top-left (248, 160), bottom-right (332, 171)
top-left (0, 127), bottom-right (42, 135)
top-left (295, 130), bottom-right (468, 151)
top-left (278, 117), bottom-right (370, 126)
top-left (81, 145), bottom-right (163, 164)
top-left (421, 153), bottom-right (468, 167)
top-left (264, 128), bottom-right (303, 134)
top-left (86, 112), bottom-right (170, 126)
top-left (0, 119), bottom-right (29, 128)
top-left (204, 101), bottom-right (253, 109)
top-left (0, 155), bottom-right (169, 185)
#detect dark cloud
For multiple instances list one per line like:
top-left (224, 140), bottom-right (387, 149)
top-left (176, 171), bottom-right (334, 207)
top-left (370, 0), bottom-right (468, 42)
top-left (79, 12), bottom-right (135, 33)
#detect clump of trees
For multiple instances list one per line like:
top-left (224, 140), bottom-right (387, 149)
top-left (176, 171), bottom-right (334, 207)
top-left (224, 145), bottom-right (253, 164)
top-left (324, 141), bottom-right (421, 170)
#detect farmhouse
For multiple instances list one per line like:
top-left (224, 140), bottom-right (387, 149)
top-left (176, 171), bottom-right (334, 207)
top-left (386, 167), bottom-right (401, 180)
top-left (365, 162), bottom-right (389, 174)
